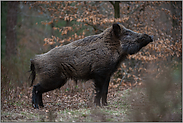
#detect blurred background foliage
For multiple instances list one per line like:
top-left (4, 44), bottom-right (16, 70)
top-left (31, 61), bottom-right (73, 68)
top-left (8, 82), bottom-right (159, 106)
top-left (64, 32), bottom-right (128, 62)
top-left (1, 1), bottom-right (182, 122)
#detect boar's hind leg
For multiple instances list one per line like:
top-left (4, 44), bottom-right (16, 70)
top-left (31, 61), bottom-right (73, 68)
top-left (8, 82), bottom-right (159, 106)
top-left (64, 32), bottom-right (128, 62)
top-left (32, 84), bottom-right (45, 109)
top-left (39, 94), bottom-right (44, 107)
top-left (32, 78), bottom-right (67, 109)
top-left (32, 83), bottom-right (52, 109)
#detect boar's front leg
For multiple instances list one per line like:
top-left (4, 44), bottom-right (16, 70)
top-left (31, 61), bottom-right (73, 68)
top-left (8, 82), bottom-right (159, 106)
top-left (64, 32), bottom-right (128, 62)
top-left (101, 77), bottom-right (110, 106)
top-left (93, 75), bottom-right (110, 106)
top-left (94, 85), bottom-right (102, 106)
top-left (93, 75), bottom-right (103, 106)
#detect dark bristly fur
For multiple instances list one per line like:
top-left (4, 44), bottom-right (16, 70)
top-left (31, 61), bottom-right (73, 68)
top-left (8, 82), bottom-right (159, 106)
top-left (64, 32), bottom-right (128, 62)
top-left (30, 23), bottom-right (153, 109)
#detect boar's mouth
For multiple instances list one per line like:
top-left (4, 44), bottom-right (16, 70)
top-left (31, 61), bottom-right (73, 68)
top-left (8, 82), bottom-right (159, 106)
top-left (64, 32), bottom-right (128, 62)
top-left (122, 34), bottom-right (153, 55)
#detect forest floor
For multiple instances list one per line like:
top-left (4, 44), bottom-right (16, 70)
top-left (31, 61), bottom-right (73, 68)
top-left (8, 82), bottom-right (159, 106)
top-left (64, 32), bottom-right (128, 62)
top-left (1, 77), bottom-right (182, 122)
top-left (1, 79), bottom-right (142, 122)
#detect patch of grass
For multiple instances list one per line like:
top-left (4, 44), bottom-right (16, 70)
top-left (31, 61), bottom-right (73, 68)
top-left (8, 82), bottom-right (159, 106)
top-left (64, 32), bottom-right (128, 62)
top-left (57, 108), bottom-right (91, 122)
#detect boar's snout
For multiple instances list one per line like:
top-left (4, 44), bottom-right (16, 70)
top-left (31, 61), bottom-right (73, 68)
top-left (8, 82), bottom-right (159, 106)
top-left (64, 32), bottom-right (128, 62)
top-left (150, 35), bottom-right (154, 42)
top-left (137, 34), bottom-right (153, 44)
top-left (143, 34), bottom-right (153, 42)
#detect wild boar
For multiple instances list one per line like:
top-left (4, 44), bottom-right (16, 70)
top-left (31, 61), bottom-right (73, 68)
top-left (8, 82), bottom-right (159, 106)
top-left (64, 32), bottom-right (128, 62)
top-left (30, 23), bottom-right (153, 109)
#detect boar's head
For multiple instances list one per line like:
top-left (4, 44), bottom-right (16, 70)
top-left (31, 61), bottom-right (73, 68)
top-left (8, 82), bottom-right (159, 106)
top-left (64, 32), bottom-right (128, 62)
top-left (112, 23), bottom-right (153, 55)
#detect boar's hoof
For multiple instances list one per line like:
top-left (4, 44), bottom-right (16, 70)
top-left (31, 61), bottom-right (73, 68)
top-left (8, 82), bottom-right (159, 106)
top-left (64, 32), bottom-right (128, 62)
top-left (39, 103), bottom-right (44, 108)
top-left (94, 98), bottom-right (101, 107)
top-left (102, 102), bottom-right (108, 106)
top-left (32, 103), bottom-right (39, 109)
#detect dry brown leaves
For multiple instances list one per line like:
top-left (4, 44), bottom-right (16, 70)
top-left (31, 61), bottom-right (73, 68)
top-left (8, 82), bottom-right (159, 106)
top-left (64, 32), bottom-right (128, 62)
top-left (1, 79), bottom-right (131, 122)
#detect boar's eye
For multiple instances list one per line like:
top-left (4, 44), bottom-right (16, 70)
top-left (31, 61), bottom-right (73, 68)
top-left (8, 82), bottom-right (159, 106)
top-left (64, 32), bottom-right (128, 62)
top-left (124, 31), bottom-right (131, 36)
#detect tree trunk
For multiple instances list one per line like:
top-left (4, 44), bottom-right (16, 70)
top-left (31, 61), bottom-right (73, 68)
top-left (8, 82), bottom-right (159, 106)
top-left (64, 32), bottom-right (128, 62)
top-left (5, 2), bottom-right (19, 58)
top-left (114, 1), bottom-right (120, 18)
top-left (50, 21), bottom-right (55, 49)
top-left (110, 1), bottom-right (120, 18)
top-left (170, 1), bottom-right (182, 43)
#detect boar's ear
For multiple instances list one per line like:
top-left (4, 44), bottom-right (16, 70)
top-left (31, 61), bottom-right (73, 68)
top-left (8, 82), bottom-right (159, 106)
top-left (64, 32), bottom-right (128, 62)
top-left (113, 23), bottom-right (121, 38)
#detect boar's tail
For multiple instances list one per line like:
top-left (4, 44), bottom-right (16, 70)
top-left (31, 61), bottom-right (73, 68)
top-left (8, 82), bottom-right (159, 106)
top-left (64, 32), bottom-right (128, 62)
top-left (29, 59), bottom-right (36, 87)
